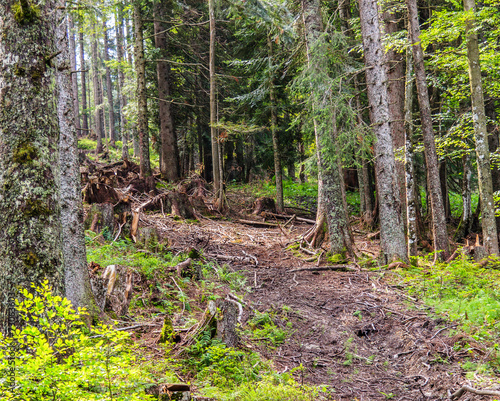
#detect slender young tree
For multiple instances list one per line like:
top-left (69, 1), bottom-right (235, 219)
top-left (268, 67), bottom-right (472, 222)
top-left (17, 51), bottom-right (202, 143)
top-left (268, 35), bottom-right (284, 213)
top-left (358, 0), bottom-right (407, 262)
top-left (209, 0), bottom-right (222, 208)
top-left (0, 0), bottom-right (65, 331)
top-left (103, 20), bottom-right (116, 148)
top-left (68, 16), bottom-right (81, 137)
top-left (56, 9), bottom-right (97, 314)
top-left (116, 5), bottom-right (129, 160)
top-left (91, 28), bottom-right (105, 153)
top-left (154, 0), bottom-right (180, 181)
top-left (134, 0), bottom-right (151, 178)
top-left (406, 0), bottom-right (450, 259)
top-left (79, 30), bottom-right (89, 135)
top-left (463, 0), bottom-right (498, 254)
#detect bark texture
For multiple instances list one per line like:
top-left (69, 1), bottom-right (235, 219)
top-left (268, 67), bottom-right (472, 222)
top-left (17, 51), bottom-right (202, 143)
top-left (154, 1), bottom-right (180, 181)
top-left (55, 8), bottom-right (97, 314)
top-left (134, 1), bottom-right (151, 178)
top-left (464, 0), bottom-right (498, 254)
top-left (91, 31), bottom-right (105, 153)
top-left (0, 0), bottom-right (64, 332)
top-left (358, 0), bottom-right (407, 262)
top-left (407, 0), bottom-right (450, 259)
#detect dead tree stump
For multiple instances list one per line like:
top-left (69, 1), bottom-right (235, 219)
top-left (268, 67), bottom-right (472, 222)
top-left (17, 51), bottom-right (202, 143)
top-left (252, 197), bottom-right (276, 215)
top-left (84, 203), bottom-right (115, 238)
top-left (216, 299), bottom-right (240, 348)
top-left (137, 226), bottom-right (160, 251)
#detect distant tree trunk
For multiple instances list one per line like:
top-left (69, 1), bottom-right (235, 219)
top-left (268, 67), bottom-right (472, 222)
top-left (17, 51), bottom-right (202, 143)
top-left (464, 0), bottom-right (498, 254)
top-left (455, 153), bottom-right (473, 241)
top-left (154, 1), bottom-right (180, 181)
top-left (55, 12), bottom-right (98, 315)
top-left (103, 21), bottom-right (116, 148)
top-left (79, 31), bottom-right (89, 135)
top-left (134, 1), bottom-right (151, 178)
top-left (0, 0), bottom-right (65, 332)
top-left (209, 0), bottom-right (222, 208)
top-left (268, 35), bottom-right (284, 213)
top-left (404, 48), bottom-right (418, 257)
top-left (439, 161), bottom-right (451, 221)
top-left (301, 0), bottom-right (353, 255)
top-left (407, 0), bottom-right (449, 259)
top-left (91, 31), bottom-right (104, 154)
top-left (68, 16), bottom-right (81, 137)
top-left (116, 5), bottom-right (129, 160)
top-left (358, 0), bottom-right (407, 262)
top-left (380, 2), bottom-right (406, 222)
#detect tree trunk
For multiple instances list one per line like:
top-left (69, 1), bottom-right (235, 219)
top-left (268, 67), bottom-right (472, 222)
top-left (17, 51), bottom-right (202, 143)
top-left (134, 1), bottom-right (151, 178)
top-left (91, 31), bottom-right (104, 154)
top-left (268, 35), bottom-right (284, 213)
top-left (68, 16), bottom-right (81, 137)
top-left (116, 5), bottom-right (129, 160)
top-left (407, 0), bottom-right (449, 259)
top-left (209, 0), bottom-right (222, 209)
top-left (358, 0), bottom-right (407, 263)
top-left (464, 0), bottom-right (498, 254)
top-left (154, 1), bottom-right (180, 182)
top-left (0, 0), bottom-right (65, 332)
top-left (380, 2), bottom-right (406, 223)
top-left (103, 21), bottom-right (116, 148)
top-left (79, 31), bottom-right (89, 135)
top-left (55, 13), bottom-right (98, 315)
top-left (301, 0), bottom-right (353, 255)
top-left (404, 48), bottom-right (418, 257)
top-left (455, 153), bottom-right (473, 241)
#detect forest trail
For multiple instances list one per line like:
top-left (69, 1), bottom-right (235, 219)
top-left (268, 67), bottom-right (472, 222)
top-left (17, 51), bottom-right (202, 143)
top-left (147, 203), bottom-right (491, 401)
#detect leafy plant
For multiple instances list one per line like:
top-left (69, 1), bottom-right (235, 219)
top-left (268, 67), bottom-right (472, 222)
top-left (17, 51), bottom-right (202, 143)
top-left (0, 281), bottom-right (155, 400)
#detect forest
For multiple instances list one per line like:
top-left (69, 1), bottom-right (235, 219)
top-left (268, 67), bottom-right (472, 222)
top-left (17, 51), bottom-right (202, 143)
top-left (2, 0), bottom-right (500, 399)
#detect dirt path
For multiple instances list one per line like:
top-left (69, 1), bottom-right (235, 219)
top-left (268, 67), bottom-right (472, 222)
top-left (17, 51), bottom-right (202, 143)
top-left (149, 213), bottom-right (493, 400)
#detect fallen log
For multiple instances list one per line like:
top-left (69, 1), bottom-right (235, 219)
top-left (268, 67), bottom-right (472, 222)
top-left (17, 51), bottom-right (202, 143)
top-left (235, 219), bottom-right (279, 228)
top-left (263, 212), bottom-right (316, 225)
top-left (288, 265), bottom-right (355, 273)
top-left (205, 253), bottom-right (258, 266)
top-left (449, 385), bottom-right (500, 400)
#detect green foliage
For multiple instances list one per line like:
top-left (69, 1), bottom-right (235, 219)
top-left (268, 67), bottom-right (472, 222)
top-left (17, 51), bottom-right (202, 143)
top-left (395, 253), bottom-right (500, 341)
top-left (0, 281), bottom-right (155, 400)
top-left (246, 311), bottom-right (290, 346)
top-left (202, 262), bottom-right (248, 292)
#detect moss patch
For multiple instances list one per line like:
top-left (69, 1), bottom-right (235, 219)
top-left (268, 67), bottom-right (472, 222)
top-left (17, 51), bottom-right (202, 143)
top-left (13, 142), bottom-right (38, 164)
top-left (12, 0), bottom-right (40, 25)
top-left (22, 198), bottom-right (52, 218)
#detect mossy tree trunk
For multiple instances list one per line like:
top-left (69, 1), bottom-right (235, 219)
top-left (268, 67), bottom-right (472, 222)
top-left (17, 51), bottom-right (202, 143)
top-left (115, 5), bottom-right (129, 160)
top-left (103, 21), bottom-right (116, 148)
top-left (0, 0), bottom-right (65, 332)
top-left (55, 9), bottom-right (98, 315)
top-left (79, 30), bottom-right (89, 135)
top-left (68, 16), bottom-right (80, 137)
top-left (91, 28), bottom-right (105, 154)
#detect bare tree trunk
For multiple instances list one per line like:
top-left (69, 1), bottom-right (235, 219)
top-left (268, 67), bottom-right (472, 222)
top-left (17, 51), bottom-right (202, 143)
top-left (79, 31), bottom-right (89, 135)
top-left (91, 30), bottom-right (104, 154)
top-left (154, 1), bottom-right (180, 181)
top-left (380, 2), bottom-right (406, 222)
top-left (268, 35), bottom-right (284, 213)
top-left (55, 10), bottom-right (98, 316)
top-left (116, 5), bottom-right (129, 160)
top-left (68, 16), bottom-right (81, 137)
top-left (455, 153), bottom-right (473, 241)
top-left (209, 0), bottom-right (221, 208)
top-left (464, 0), bottom-right (498, 254)
top-left (406, 0), bottom-right (449, 259)
top-left (404, 48), bottom-right (418, 258)
top-left (0, 0), bottom-right (64, 332)
top-left (103, 21), bottom-right (116, 148)
top-left (134, 1), bottom-right (151, 178)
top-left (358, 0), bottom-right (407, 263)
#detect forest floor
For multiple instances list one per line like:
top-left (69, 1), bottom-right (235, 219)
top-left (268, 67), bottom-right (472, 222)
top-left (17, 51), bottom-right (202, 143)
top-left (122, 186), bottom-right (497, 401)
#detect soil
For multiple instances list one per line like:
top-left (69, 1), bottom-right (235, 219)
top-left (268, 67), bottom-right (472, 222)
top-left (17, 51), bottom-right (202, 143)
top-left (135, 192), bottom-right (495, 401)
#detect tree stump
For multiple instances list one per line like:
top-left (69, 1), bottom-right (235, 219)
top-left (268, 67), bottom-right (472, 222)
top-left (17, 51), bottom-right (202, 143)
top-left (137, 226), bottom-right (160, 251)
top-left (216, 299), bottom-right (240, 348)
top-left (89, 265), bottom-right (134, 317)
top-left (252, 197), bottom-right (276, 215)
top-left (84, 203), bottom-right (115, 238)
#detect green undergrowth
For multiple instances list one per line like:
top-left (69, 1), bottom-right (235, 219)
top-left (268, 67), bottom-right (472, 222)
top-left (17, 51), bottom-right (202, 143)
top-left (85, 236), bottom-right (324, 400)
top-left (391, 252), bottom-right (500, 374)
